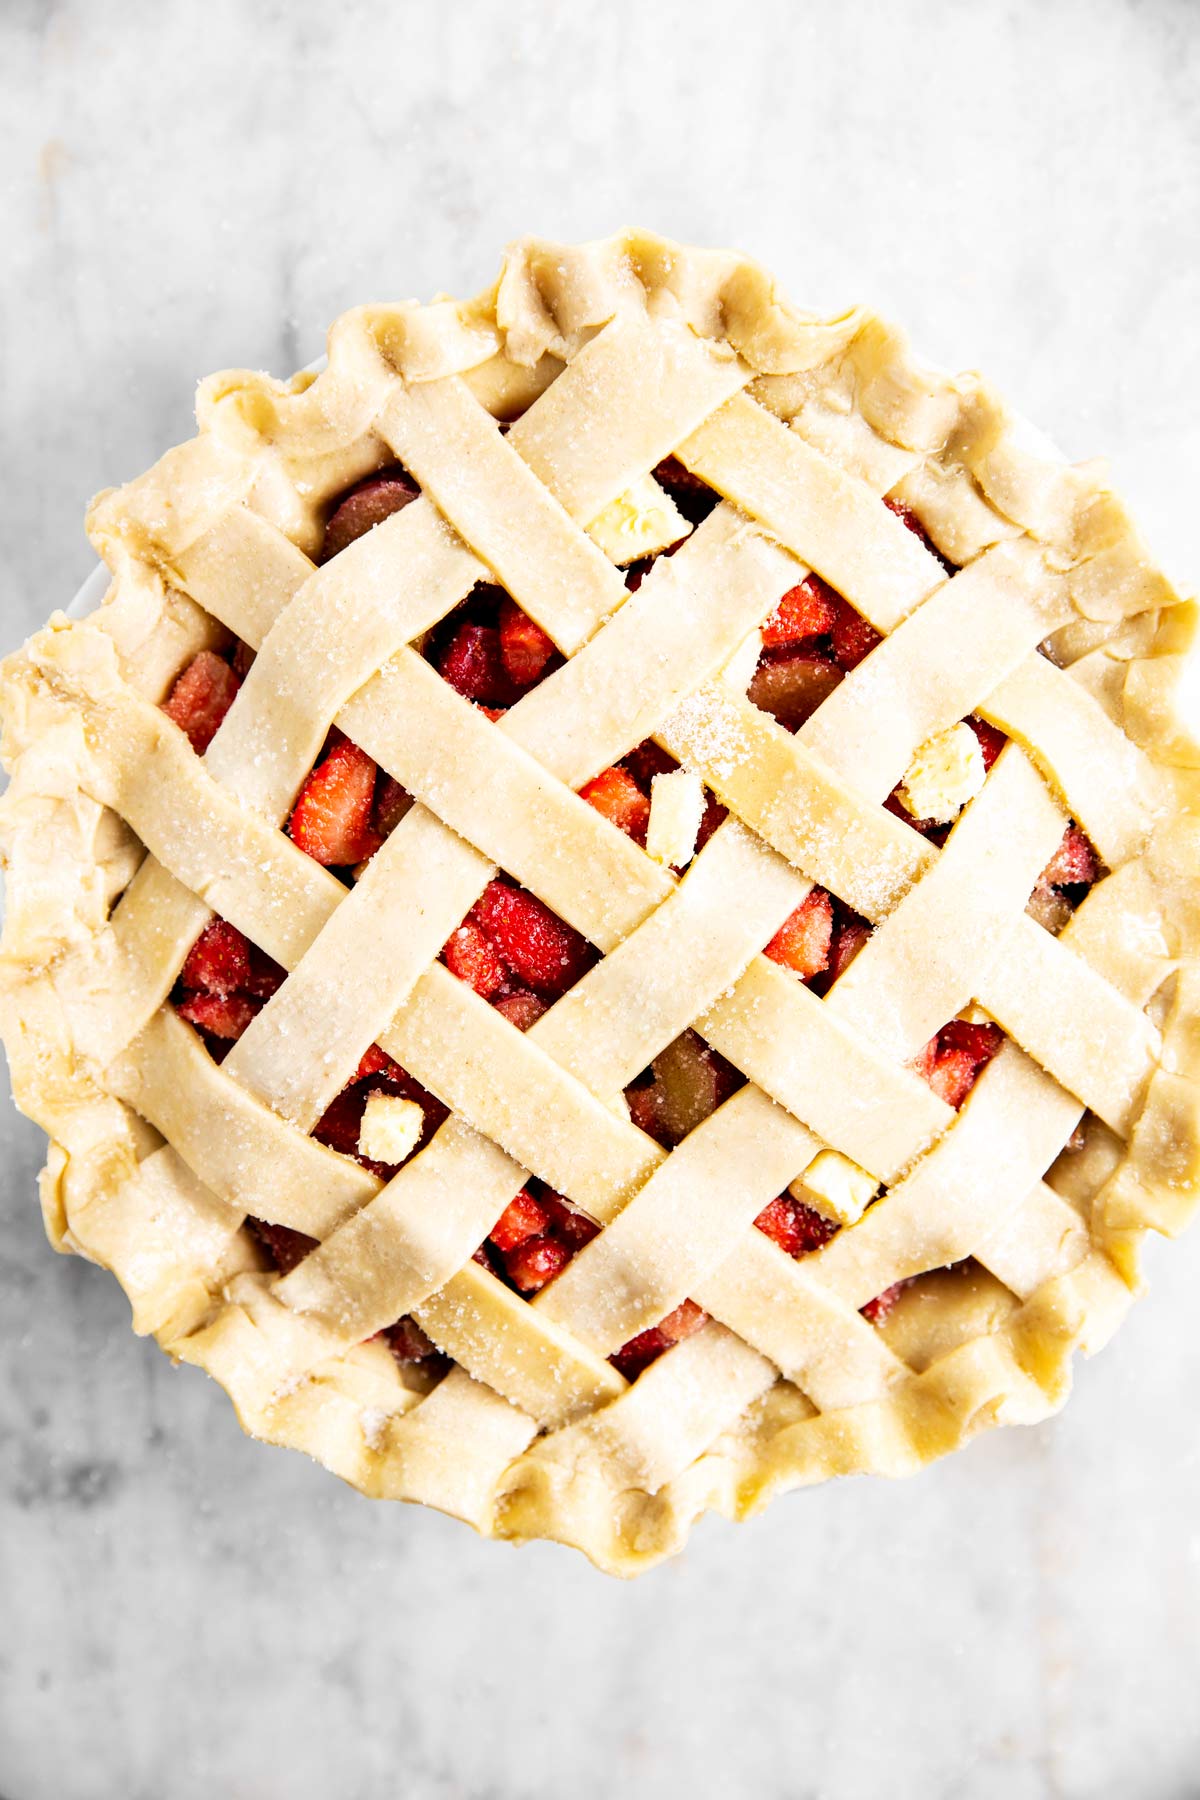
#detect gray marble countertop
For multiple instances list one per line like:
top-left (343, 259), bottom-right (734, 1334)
top-left (2, 3), bottom-right (1198, 1797)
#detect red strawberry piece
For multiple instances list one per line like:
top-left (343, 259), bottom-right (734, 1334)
top-left (504, 1234), bottom-right (573, 1294)
top-left (610, 1324), bottom-right (670, 1380)
top-left (374, 774), bottom-right (411, 840)
top-left (658, 1298), bottom-right (708, 1344)
top-left (1039, 825), bottom-right (1101, 890)
top-left (754, 1196), bottom-right (803, 1256)
top-left (611, 1298), bottom-right (708, 1381)
top-left (231, 640), bottom-right (256, 680)
top-left (826, 913), bottom-right (871, 984)
top-left (499, 598), bottom-right (557, 688)
top-left (916, 1045), bottom-right (980, 1109)
top-left (443, 919), bottom-right (507, 999)
top-left (472, 881), bottom-right (593, 997)
top-left (761, 574), bottom-right (839, 649)
top-left (939, 1020), bottom-right (1004, 1063)
top-left (966, 715), bottom-right (1007, 771)
top-left (763, 888), bottom-right (834, 980)
top-left (489, 1189), bottom-right (550, 1254)
top-left (322, 471), bottom-right (419, 562)
top-left (492, 988), bottom-right (550, 1032)
top-left (161, 650), bottom-right (240, 754)
top-left (579, 765), bottom-right (651, 844)
top-left (354, 1044), bottom-right (406, 1084)
top-left (437, 622), bottom-right (521, 708)
top-left (181, 919), bottom-right (252, 997)
top-left (754, 1194), bottom-right (840, 1258)
top-left (380, 1316), bottom-right (439, 1363)
top-left (861, 1280), bottom-right (908, 1325)
top-left (749, 653), bottom-right (842, 731)
top-left (830, 598), bottom-right (883, 672)
top-left (288, 740), bottom-right (383, 866)
top-left (912, 1021), bottom-right (1003, 1109)
top-left (176, 991), bottom-right (259, 1040)
top-left (246, 1216), bottom-right (319, 1275)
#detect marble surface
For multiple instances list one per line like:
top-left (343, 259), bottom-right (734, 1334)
top-left (2, 2), bottom-right (1199, 1796)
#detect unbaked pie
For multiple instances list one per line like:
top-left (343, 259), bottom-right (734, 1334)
top-left (2, 230), bottom-right (1198, 1574)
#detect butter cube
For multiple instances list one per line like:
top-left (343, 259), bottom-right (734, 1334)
top-left (790, 1148), bottom-right (879, 1226)
top-left (587, 473), bottom-right (690, 563)
top-left (358, 1094), bottom-right (424, 1166)
top-left (897, 722), bottom-right (986, 825)
top-left (646, 769), bottom-right (706, 870)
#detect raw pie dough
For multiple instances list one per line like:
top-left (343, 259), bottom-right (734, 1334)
top-left (1, 230), bottom-right (1197, 1575)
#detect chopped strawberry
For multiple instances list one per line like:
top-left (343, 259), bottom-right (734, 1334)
top-left (499, 598), bottom-right (557, 688)
top-left (658, 1297), bottom-right (708, 1344)
top-left (176, 991), bottom-right (259, 1040)
top-left (754, 1194), bottom-right (839, 1258)
top-left (1039, 825), bottom-right (1101, 891)
top-left (763, 889), bottom-right (834, 980)
top-left (966, 715), bottom-right (1007, 772)
top-left (472, 881), bottom-right (593, 997)
top-left (374, 774), bottom-right (410, 840)
top-left (246, 1216), bottom-right (318, 1275)
top-left (939, 1020), bottom-right (1005, 1062)
top-left (504, 1234), bottom-right (572, 1294)
top-left (181, 919), bottom-right (252, 997)
top-left (161, 650), bottom-right (240, 754)
top-left (288, 740), bottom-right (383, 866)
top-left (322, 471), bottom-right (419, 562)
top-left (919, 1047), bottom-right (980, 1108)
top-left (355, 1044), bottom-right (406, 1084)
top-left (861, 1280), bottom-right (908, 1325)
top-left (611, 1298), bottom-right (708, 1380)
top-left (380, 1316), bottom-right (439, 1363)
top-left (443, 919), bottom-right (507, 999)
top-left (490, 1189), bottom-right (550, 1254)
top-left (830, 598), bottom-right (883, 672)
top-left (492, 989), bottom-right (549, 1032)
top-left (579, 765), bottom-right (651, 844)
top-left (912, 1020), bottom-right (1004, 1108)
top-left (437, 622), bottom-right (520, 708)
top-left (749, 652), bottom-right (841, 731)
top-left (231, 639), bottom-right (256, 680)
top-left (761, 575), bottom-right (839, 649)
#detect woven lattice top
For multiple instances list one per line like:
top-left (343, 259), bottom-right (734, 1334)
top-left (3, 230), bottom-right (1198, 1574)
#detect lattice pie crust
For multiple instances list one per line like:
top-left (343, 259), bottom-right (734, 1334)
top-left (2, 231), bottom-right (1198, 1575)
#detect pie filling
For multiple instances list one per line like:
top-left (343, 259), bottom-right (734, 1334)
top-left (159, 454), bottom-right (1104, 1381)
